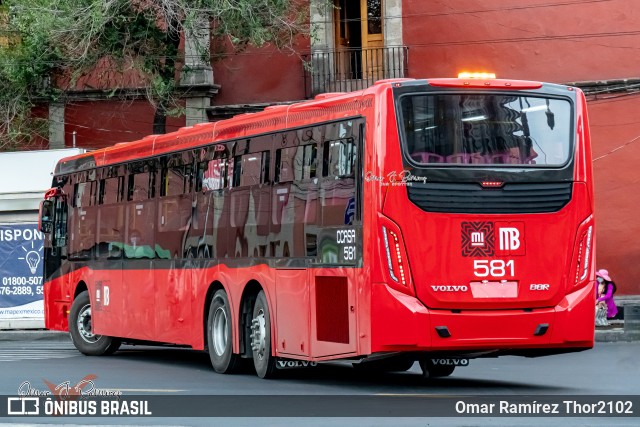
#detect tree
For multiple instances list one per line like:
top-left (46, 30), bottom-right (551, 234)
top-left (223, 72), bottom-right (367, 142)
top-left (0, 0), bottom-right (312, 149)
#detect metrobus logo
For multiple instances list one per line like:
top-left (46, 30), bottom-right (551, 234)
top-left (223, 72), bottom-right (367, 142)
top-left (462, 221), bottom-right (525, 257)
top-left (499, 227), bottom-right (520, 251)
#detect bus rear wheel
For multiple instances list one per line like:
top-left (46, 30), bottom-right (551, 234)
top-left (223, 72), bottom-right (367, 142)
top-left (207, 289), bottom-right (239, 374)
top-left (69, 291), bottom-right (121, 356)
top-left (419, 358), bottom-right (456, 378)
top-left (250, 291), bottom-right (276, 379)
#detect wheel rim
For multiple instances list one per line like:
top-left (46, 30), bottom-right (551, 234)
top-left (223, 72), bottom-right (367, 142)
top-left (212, 305), bottom-right (228, 357)
top-left (77, 303), bottom-right (99, 343)
top-left (251, 310), bottom-right (267, 360)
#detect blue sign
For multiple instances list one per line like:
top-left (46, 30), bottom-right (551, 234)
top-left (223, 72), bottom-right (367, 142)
top-left (0, 224), bottom-right (44, 316)
top-left (344, 197), bottom-right (356, 225)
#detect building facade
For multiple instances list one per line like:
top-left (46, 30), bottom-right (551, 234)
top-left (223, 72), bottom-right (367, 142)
top-left (51, 0), bottom-right (640, 294)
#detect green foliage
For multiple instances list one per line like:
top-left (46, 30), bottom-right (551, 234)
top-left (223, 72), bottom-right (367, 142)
top-left (0, 0), bottom-right (311, 149)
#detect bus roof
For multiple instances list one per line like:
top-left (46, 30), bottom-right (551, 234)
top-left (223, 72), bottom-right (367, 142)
top-left (53, 86), bottom-right (381, 176)
top-left (53, 77), bottom-right (559, 176)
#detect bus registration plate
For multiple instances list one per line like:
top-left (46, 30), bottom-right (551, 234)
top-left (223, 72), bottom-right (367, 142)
top-left (470, 281), bottom-right (518, 298)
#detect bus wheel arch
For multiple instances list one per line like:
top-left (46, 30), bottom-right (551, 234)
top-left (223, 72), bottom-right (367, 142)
top-left (73, 281), bottom-right (88, 299)
top-left (68, 290), bottom-right (120, 356)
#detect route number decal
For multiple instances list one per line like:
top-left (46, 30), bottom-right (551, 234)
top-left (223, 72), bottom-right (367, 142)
top-left (473, 260), bottom-right (515, 277)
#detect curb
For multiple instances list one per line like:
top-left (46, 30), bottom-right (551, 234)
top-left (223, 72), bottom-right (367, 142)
top-left (595, 328), bottom-right (640, 343)
top-left (0, 330), bottom-right (71, 342)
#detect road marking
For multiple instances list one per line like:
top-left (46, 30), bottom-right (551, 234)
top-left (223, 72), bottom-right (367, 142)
top-left (0, 342), bottom-right (79, 362)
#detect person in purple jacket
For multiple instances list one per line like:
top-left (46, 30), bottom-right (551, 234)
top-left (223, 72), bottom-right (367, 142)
top-left (596, 269), bottom-right (618, 319)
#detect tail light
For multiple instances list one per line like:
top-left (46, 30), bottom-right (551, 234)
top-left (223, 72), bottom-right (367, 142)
top-left (383, 226), bottom-right (406, 285)
top-left (573, 215), bottom-right (594, 290)
top-left (379, 215), bottom-right (415, 295)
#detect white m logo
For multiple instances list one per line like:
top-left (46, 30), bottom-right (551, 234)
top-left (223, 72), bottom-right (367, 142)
top-left (470, 232), bottom-right (485, 247)
top-left (499, 228), bottom-right (520, 251)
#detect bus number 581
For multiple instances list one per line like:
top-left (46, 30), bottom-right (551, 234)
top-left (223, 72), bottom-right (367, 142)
top-left (343, 246), bottom-right (356, 261)
top-left (473, 260), bottom-right (515, 277)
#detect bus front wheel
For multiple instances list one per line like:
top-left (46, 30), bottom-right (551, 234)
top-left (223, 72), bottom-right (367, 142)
top-left (207, 289), bottom-right (239, 374)
top-left (250, 291), bottom-right (276, 379)
top-left (69, 291), bottom-right (121, 356)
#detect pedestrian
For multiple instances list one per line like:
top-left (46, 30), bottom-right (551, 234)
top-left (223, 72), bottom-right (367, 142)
top-left (595, 269), bottom-right (618, 325)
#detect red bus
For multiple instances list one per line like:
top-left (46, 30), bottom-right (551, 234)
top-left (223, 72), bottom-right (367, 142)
top-left (39, 76), bottom-right (595, 379)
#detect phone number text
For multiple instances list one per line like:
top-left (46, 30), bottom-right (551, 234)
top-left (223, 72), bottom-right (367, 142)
top-left (2, 276), bottom-right (43, 286)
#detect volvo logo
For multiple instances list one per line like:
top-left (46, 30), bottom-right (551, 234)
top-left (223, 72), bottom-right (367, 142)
top-left (431, 358), bottom-right (470, 366)
top-left (276, 359), bottom-right (318, 369)
top-left (431, 285), bottom-right (468, 292)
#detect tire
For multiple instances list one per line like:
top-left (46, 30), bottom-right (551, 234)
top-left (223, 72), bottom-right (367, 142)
top-left (250, 291), bottom-right (277, 379)
top-left (68, 291), bottom-right (121, 356)
top-left (419, 358), bottom-right (456, 378)
top-left (207, 289), bottom-right (239, 374)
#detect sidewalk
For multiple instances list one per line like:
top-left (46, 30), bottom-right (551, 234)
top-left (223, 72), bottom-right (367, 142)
top-left (595, 296), bottom-right (640, 342)
top-left (595, 321), bottom-right (640, 342)
top-left (0, 329), bottom-right (70, 342)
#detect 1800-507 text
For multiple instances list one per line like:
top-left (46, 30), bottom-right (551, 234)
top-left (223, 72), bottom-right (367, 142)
top-left (2, 276), bottom-right (42, 286)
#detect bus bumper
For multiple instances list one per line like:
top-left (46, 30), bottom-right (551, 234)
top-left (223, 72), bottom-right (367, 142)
top-left (371, 282), bottom-right (595, 354)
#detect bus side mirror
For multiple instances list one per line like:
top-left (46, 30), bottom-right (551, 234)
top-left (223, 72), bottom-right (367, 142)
top-left (39, 200), bottom-right (54, 234)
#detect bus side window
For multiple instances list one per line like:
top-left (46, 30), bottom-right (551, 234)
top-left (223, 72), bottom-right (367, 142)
top-left (70, 178), bottom-right (98, 260)
top-left (276, 145), bottom-right (316, 183)
top-left (128, 172), bottom-right (150, 201)
top-left (324, 138), bottom-right (356, 178)
top-left (74, 182), bottom-right (93, 208)
top-left (53, 198), bottom-right (67, 248)
top-left (161, 163), bottom-right (188, 197)
top-left (238, 153), bottom-right (265, 187)
top-left (231, 156), bottom-right (241, 188)
top-left (97, 176), bottom-right (125, 260)
top-left (275, 147), bottom-right (295, 183)
top-left (240, 153), bottom-right (260, 186)
top-left (260, 151), bottom-right (271, 184)
top-left (99, 177), bottom-right (123, 205)
top-left (200, 158), bottom-right (228, 192)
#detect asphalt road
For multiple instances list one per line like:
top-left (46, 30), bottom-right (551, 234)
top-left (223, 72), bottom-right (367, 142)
top-left (0, 339), bottom-right (638, 426)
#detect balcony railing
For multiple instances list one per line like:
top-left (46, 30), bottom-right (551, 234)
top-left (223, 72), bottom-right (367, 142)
top-left (303, 46), bottom-right (408, 98)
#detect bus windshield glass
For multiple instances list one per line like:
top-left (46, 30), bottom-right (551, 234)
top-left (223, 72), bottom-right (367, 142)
top-left (399, 94), bottom-right (572, 166)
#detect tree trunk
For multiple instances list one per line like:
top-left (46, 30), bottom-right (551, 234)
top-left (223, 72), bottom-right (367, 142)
top-left (151, 18), bottom-right (180, 135)
top-left (153, 104), bottom-right (167, 135)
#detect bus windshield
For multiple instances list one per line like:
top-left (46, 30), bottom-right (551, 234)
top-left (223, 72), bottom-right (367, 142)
top-left (399, 94), bottom-right (572, 166)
